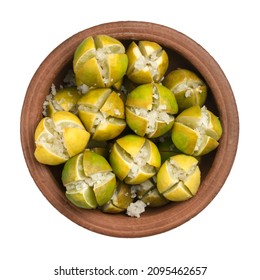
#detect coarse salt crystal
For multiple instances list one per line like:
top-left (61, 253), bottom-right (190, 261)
top-left (114, 109), bottom-right (120, 115)
top-left (185, 89), bottom-right (192, 98)
top-left (126, 200), bottom-right (146, 218)
top-left (51, 83), bottom-right (57, 95)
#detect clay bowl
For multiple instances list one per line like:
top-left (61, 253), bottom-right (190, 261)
top-left (20, 21), bottom-right (239, 238)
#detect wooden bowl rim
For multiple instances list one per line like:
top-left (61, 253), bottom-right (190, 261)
top-left (20, 21), bottom-right (239, 238)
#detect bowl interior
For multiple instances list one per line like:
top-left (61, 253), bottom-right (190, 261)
top-left (20, 21), bottom-right (239, 238)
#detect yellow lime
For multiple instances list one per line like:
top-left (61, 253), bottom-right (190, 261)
top-left (62, 150), bottom-right (117, 208)
top-left (34, 111), bottom-right (90, 165)
top-left (125, 83), bottom-right (178, 138)
top-left (73, 35), bottom-right (128, 88)
top-left (78, 88), bottom-right (126, 141)
top-left (109, 134), bottom-right (161, 184)
top-left (157, 154), bottom-right (201, 201)
top-left (171, 106), bottom-right (222, 156)
top-left (163, 68), bottom-right (207, 111)
top-left (43, 87), bottom-right (81, 117)
top-left (126, 41), bottom-right (169, 84)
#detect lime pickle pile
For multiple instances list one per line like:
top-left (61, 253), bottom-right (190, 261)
top-left (34, 35), bottom-right (222, 218)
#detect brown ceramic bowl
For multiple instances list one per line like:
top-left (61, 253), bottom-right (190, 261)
top-left (20, 21), bottom-right (239, 238)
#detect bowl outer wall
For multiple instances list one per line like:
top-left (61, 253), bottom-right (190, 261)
top-left (20, 21), bottom-right (239, 238)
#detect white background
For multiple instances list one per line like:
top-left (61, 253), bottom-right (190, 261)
top-left (1, 0), bottom-right (259, 279)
